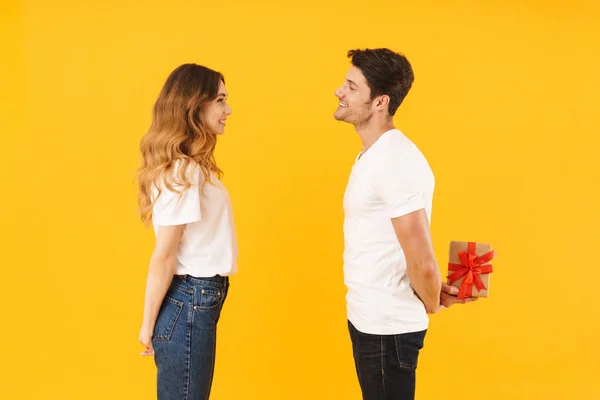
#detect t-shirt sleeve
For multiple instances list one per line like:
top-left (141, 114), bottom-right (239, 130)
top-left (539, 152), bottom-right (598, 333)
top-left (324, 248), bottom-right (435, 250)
top-left (373, 153), bottom-right (426, 219)
top-left (152, 163), bottom-right (202, 226)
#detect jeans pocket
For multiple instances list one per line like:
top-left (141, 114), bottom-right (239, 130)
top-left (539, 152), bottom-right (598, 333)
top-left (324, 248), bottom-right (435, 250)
top-left (394, 329), bottom-right (427, 371)
top-left (152, 296), bottom-right (184, 342)
top-left (197, 286), bottom-right (226, 310)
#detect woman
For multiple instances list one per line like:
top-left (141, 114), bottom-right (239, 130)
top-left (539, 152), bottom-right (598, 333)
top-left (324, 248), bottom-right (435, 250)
top-left (136, 63), bottom-right (237, 400)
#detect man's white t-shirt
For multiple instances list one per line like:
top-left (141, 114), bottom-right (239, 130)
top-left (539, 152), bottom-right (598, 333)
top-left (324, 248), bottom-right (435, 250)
top-left (343, 129), bottom-right (434, 335)
top-left (152, 161), bottom-right (238, 277)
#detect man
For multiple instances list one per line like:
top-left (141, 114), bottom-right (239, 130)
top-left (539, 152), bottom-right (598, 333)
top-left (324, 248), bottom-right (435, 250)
top-left (334, 48), bottom-right (475, 400)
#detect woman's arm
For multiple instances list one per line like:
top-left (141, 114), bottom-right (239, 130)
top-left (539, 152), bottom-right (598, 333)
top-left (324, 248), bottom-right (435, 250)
top-left (138, 224), bottom-right (185, 355)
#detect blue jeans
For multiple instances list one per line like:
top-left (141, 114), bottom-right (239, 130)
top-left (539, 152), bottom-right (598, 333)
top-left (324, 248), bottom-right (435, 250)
top-left (152, 275), bottom-right (229, 400)
top-left (348, 320), bottom-right (427, 400)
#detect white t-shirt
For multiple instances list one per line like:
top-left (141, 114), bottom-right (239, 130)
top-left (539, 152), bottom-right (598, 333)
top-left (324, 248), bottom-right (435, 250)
top-left (152, 161), bottom-right (238, 277)
top-left (343, 129), bottom-right (435, 335)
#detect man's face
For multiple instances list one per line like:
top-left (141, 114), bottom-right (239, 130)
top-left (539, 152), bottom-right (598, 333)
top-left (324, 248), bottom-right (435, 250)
top-left (334, 66), bottom-right (373, 125)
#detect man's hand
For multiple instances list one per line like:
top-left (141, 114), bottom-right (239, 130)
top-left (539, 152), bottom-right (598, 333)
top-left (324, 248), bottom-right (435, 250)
top-left (413, 282), bottom-right (478, 313)
top-left (439, 282), bottom-right (478, 309)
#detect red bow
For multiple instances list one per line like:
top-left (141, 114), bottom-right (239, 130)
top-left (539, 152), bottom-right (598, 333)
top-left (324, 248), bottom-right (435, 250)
top-left (447, 242), bottom-right (496, 300)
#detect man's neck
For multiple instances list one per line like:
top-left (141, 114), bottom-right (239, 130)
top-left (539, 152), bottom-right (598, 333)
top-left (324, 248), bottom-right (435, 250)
top-left (356, 119), bottom-right (395, 153)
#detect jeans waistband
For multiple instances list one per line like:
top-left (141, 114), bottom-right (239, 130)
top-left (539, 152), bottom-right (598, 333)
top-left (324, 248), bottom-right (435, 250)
top-left (175, 274), bottom-right (229, 289)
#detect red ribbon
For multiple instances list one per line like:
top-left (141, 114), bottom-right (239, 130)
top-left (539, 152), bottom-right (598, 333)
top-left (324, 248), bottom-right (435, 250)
top-left (447, 242), bottom-right (496, 300)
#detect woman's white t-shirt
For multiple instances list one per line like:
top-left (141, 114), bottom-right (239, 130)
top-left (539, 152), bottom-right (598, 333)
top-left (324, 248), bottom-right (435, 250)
top-left (151, 161), bottom-right (238, 277)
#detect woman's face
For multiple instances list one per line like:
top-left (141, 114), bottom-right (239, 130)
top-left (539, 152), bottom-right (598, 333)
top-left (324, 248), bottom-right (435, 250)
top-left (201, 80), bottom-right (232, 135)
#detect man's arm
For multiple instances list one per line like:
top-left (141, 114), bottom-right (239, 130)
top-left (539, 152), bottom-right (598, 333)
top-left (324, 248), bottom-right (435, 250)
top-left (391, 209), bottom-right (442, 314)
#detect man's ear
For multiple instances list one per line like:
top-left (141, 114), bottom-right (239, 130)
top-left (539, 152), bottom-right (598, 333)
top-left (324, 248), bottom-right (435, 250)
top-left (375, 94), bottom-right (390, 111)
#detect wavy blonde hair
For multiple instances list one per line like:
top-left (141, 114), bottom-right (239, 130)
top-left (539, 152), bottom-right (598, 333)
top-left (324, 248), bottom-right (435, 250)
top-left (137, 63), bottom-right (224, 225)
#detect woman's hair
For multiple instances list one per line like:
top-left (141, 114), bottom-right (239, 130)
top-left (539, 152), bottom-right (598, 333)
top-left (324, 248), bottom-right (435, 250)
top-left (136, 63), bottom-right (224, 225)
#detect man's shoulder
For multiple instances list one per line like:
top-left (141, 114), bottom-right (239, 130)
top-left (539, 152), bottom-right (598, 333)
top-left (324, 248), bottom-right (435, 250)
top-left (377, 130), bottom-right (428, 166)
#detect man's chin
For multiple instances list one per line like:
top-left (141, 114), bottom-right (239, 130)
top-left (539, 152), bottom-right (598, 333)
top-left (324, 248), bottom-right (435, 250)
top-left (334, 111), bottom-right (348, 122)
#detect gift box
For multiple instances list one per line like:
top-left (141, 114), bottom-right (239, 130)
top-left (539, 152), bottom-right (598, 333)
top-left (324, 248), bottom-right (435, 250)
top-left (447, 241), bottom-right (496, 300)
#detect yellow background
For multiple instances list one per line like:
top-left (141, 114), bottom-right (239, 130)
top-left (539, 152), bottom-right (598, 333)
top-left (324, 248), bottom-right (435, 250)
top-left (2, 0), bottom-right (599, 399)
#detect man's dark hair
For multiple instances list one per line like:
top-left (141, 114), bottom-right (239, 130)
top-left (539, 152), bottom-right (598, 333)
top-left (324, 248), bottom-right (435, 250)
top-left (348, 48), bottom-right (414, 116)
